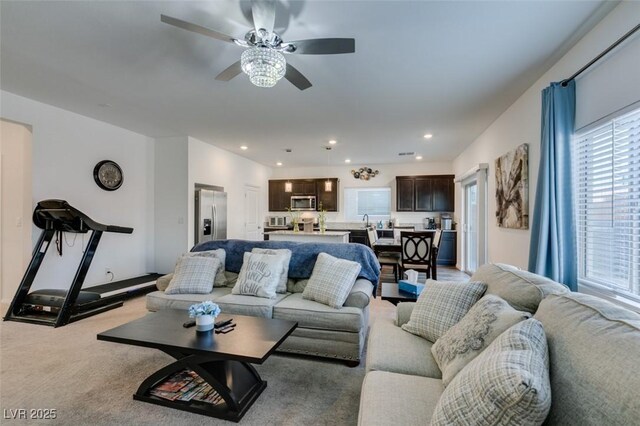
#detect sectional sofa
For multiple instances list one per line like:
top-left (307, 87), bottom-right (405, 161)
top-left (359, 263), bottom-right (640, 425)
top-left (146, 239), bottom-right (380, 365)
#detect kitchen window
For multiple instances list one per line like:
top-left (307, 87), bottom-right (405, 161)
top-left (573, 106), bottom-right (640, 303)
top-left (344, 187), bottom-right (391, 222)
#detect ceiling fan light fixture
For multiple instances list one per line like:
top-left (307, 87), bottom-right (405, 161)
top-left (241, 47), bottom-right (286, 88)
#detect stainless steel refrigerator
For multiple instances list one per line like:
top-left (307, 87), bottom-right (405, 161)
top-left (195, 188), bottom-right (227, 244)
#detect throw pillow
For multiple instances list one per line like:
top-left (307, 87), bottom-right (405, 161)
top-left (155, 273), bottom-right (173, 291)
top-left (430, 318), bottom-right (551, 426)
top-left (164, 256), bottom-right (221, 295)
top-left (252, 248), bottom-right (292, 293)
top-left (232, 252), bottom-right (286, 299)
top-left (401, 280), bottom-right (487, 342)
top-left (302, 252), bottom-right (361, 309)
top-left (187, 249), bottom-right (227, 287)
top-left (432, 294), bottom-right (531, 386)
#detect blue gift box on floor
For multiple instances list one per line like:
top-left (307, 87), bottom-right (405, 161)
top-left (398, 280), bottom-right (425, 296)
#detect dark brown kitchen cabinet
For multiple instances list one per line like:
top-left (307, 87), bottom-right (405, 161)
top-left (436, 231), bottom-right (457, 266)
top-left (396, 177), bottom-right (415, 211)
top-left (414, 177), bottom-right (433, 211)
top-left (316, 179), bottom-right (339, 212)
top-left (292, 180), bottom-right (316, 196)
top-left (432, 177), bottom-right (455, 212)
top-left (348, 229), bottom-right (368, 246)
top-left (268, 180), bottom-right (290, 212)
top-left (268, 178), bottom-right (340, 212)
top-left (396, 175), bottom-right (455, 212)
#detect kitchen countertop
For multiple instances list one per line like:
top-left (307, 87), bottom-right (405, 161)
top-left (265, 230), bottom-right (351, 236)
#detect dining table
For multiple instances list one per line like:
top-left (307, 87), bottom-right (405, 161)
top-left (372, 236), bottom-right (439, 281)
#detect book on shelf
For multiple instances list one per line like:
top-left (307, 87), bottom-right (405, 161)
top-left (149, 369), bottom-right (222, 404)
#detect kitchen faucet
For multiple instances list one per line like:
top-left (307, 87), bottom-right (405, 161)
top-left (363, 214), bottom-right (369, 228)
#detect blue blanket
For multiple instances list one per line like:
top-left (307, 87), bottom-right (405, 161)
top-left (192, 239), bottom-right (381, 291)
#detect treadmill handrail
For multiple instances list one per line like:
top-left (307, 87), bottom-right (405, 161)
top-left (32, 199), bottom-right (133, 234)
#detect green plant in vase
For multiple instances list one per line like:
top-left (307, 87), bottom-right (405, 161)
top-left (288, 207), bottom-right (301, 233)
top-left (318, 202), bottom-right (327, 233)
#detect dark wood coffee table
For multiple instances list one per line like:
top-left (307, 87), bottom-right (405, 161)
top-left (97, 310), bottom-right (297, 422)
top-left (380, 282), bottom-right (419, 305)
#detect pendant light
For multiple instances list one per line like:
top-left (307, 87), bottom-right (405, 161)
top-left (325, 147), bottom-right (332, 192)
top-left (285, 180), bottom-right (292, 193)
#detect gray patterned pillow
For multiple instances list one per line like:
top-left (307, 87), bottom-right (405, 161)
top-left (402, 280), bottom-right (487, 343)
top-left (303, 252), bottom-right (361, 309)
top-left (432, 294), bottom-right (531, 386)
top-left (232, 252), bottom-right (286, 299)
top-left (430, 319), bottom-right (551, 426)
top-left (187, 249), bottom-right (227, 287)
top-left (252, 248), bottom-right (292, 293)
top-left (165, 256), bottom-right (221, 295)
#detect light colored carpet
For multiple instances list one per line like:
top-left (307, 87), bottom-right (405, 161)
top-left (1, 295), bottom-right (396, 425)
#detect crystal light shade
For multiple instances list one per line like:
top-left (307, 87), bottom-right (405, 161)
top-left (284, 181), bottom-right (292, 193)
top-left (241, 47), bottom-right (286, 88)
top-left (325, 180), bottom-right (332, 192)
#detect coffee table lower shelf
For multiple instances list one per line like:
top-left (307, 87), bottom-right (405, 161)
top-left (134, 351), bottom-right (266, 422)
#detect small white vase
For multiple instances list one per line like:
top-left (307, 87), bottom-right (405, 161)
top-left (195, 314), bottom-right (214, 332)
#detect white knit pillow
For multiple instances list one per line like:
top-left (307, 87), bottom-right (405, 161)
top-left (401, 280), bottom-right (487, 342)
top-left (432, 294), bottom-right (531, 386)
top-left (303, 253), bottom-right (361, 309)
top-left (252, 248), bottom-right (292, 293)
top-left (165, 256), bottom-right (221, 295)
top-left (431, 319), bottom-right (551, 426)
top-left (233, 252), bottom-right (286, 299)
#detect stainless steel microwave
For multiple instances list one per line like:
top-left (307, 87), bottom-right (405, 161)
top-left (290, 196), bottom-right (316, 211)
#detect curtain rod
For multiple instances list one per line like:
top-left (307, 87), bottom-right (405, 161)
top-left (561, 22), bottom-right (640, 87)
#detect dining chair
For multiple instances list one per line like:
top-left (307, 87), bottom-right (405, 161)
top-left (367, 226), bottom-right (400, 282)
top-left (399, 231), bottom-right (436, 281)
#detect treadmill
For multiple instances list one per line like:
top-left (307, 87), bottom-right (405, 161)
top-left (4, 199), bottom-right (160, 327)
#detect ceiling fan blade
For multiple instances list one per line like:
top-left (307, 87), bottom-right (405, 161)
top-left (251, 0), bottom-right (276, 34)
top-left (285, 63), bottom-right (312, 91)
top-left (161, 14), bottom-right (238, 45)
top-left (215, 61), bottom-right (243, 81)
top-left (286, 38), bottom-right (355, 55)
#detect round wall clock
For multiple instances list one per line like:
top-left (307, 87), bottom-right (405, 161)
top-left (93, 160), bottom-right (123, 191)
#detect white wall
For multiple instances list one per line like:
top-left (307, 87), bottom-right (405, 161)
top-left (187, 137), bottom-right (272, 247)
top-left (154, 136), bottom-right (189, 274)
top-left (0, 91), bottom-right (155, 290)
top-left (0, 119), bottom-right (32, 302)
top-left (452, 2), bottom-right (640, 270)
top-left (270, 161), bottom-right (453, 224)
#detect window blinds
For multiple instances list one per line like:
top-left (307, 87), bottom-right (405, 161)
top-left (574, 108), bottom-right (640, 299)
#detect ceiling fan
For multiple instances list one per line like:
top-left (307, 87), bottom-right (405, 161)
top-left (161, 0), bottom-right (355, 90)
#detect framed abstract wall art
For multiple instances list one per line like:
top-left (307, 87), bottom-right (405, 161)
top-left (495, 143), bottom-right (528, 229)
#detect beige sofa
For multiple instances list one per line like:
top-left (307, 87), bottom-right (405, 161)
top-left (146, 240), bottom-right (380, 365)
top-left (359, 263), bottom-right (640, 425)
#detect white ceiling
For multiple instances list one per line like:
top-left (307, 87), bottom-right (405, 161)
top-left (0, 1), bottom-right (614, 167)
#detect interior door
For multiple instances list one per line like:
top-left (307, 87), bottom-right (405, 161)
top-left (244, 186), bottom-right (261, 241)
top-left (464, 181), bottom-right (478, 273)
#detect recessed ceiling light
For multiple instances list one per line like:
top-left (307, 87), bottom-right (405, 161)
top-left (329, 140), bottom-right (337, 145)
top-left (345, 159), bottom-right (351, 163)
top-left (416, 155), bottom-right (423, 160)
top-left (423, 134), bottom-right (433, 139)
top-left (240, 145), bottom-right (248, 150)
top-left (276, 162), bottom-right (283, 166)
